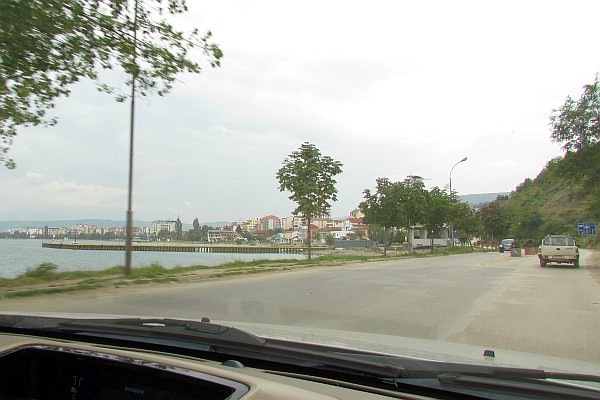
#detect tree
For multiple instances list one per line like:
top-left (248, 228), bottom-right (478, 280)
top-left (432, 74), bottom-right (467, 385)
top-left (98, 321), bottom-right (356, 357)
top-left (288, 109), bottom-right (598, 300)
top-left (366, 225), bottom-right (385, 247)
top-left (102, 231), bottom-right (115, 241)
top-left (0, 0), bottom-right (223, 168)
top-left (276, 142), bottom-right (343, 260)
top-left (422, 187), bottom-right (451, 253)
top-left (550, 75), bottom-right (600, 153)
top-left (201, 225), bottom-right (211, 241)
top-left (512, 208), bottom-right (544, 241)
top-left (553, 142), bottom-right (600, 220)
top-left (360, 177), bottom-right (396, 255)
top-left (157, 228), bottom-right (171, 241)
top-left (175, 217), bottom-right (183, 241)
top-left (478, 200), bottom-right (509, 246)
top-left (188, 217), bottom-right (201, 241)
top-left (453, 202), bottom-right (483, 248)
top-left (361, 176), bottom-right (427, 254)
top-left (392, 176), bottom-right (426, 253)
top-left (550, 75), bottom-right (600, 219)
top-left (325, 233), bottom-right (335, 248)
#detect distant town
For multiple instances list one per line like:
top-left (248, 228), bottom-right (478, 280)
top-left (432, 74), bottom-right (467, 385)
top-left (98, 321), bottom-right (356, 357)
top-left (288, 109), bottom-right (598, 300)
top-left (1, 193), bottom-right (508, 248)
top-left (0, 210), bottom-right (369, 246)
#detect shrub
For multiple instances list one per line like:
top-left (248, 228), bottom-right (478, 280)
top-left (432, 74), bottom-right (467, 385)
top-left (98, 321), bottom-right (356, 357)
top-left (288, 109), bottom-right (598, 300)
top-left (24, 262), bottom-right (58, 278)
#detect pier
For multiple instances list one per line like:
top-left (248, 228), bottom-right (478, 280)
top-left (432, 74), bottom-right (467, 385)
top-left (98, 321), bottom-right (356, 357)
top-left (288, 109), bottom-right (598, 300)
top-left (41, 242), bottom-right (323, 254)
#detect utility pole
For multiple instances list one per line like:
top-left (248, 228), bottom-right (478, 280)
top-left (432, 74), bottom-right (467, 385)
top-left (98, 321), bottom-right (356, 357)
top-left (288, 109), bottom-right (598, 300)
top-left (125, 0), bottom-right (139, 276)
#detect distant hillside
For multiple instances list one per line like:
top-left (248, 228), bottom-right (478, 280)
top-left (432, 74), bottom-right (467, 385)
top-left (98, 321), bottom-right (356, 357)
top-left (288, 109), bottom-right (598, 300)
top-left (0, 219), bottom-right (230, 231)
top-left (0, 219), bottom-right (146, 231)
top-left (459, 192), bottom-right (509, 208)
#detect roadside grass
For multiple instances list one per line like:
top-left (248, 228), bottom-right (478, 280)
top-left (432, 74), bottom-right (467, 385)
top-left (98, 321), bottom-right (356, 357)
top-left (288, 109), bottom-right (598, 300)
top-left (2, 283), bottom-right (103, 299)
top-left (431, 245), bottom-right (493, 255)
top-left (0, 246), bottom-right (491, 298)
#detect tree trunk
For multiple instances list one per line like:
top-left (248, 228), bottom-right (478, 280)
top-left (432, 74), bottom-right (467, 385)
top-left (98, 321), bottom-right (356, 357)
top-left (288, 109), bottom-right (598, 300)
top-left (430, 232), bottom-right (434, 254)
top-left (383, 226), bottom-right (388, 256)
top-left (307, 217), bottom-right (312, 260)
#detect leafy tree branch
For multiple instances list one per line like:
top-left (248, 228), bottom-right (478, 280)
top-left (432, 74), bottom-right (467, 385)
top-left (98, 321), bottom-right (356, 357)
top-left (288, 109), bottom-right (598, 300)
top-left (0, 0), bottom-right (222, 168)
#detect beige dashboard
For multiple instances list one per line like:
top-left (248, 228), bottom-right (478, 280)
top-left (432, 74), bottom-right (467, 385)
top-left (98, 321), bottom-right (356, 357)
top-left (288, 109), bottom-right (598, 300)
top-left (0, 334), bottom-right (424, 400)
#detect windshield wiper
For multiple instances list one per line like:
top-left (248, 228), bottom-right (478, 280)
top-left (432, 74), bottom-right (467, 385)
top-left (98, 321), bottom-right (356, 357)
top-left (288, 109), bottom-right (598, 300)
top-left (58, 317), bottom-right (265, 347)
top-left (436, 367), bottom-right (600, 384)
top-left (47, 317), bottom-right (407, 379)
top-left (438, 371), bottom-right (600, 399)
top-left (4, 314), bottom-right (599, 390)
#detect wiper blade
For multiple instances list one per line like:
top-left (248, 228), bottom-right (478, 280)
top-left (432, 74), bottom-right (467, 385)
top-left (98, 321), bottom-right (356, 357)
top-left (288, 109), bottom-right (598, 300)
top-left (12, 314), bottom-right (598, 387)
top-left (57, 318), bottom-right (265, 347)
top-left (54, 317), bottom-right (406, 378)
top-left (438, 372), bottom-right (600, 399)
top-left (437, 367), bottom-right (600, 384)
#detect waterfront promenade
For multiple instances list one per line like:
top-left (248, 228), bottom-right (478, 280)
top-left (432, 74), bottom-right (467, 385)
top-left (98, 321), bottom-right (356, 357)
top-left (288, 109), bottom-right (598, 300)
top-left (41, 242), bottom-right (322, 254)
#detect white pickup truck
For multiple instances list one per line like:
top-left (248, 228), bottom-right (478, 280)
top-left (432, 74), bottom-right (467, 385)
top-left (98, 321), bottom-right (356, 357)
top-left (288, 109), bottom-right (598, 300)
top-left (538, 235), bottom-right (579, 268)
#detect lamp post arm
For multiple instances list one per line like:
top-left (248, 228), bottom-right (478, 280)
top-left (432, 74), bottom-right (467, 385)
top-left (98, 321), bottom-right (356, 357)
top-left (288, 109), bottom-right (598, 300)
top-left (448, 157), bottom-right (467, 247)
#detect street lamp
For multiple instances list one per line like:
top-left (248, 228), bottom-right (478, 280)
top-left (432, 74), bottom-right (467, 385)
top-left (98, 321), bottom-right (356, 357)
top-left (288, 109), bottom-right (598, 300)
top-left (449, 157), bottom-right (468, 246)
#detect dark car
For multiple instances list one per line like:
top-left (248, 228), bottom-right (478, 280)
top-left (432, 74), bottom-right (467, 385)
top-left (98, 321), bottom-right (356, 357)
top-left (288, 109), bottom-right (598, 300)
top-left (499, 238), bottom-right (514, 253)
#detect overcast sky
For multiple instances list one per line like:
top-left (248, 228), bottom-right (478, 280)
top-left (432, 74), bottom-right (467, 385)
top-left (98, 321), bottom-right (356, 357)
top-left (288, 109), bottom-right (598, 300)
top-left (1, 0), bottom-right (599, 224)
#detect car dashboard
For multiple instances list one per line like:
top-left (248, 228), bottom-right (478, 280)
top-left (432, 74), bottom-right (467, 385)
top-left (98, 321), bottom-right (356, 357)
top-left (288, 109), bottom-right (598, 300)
top-left (0, 334), bottom-right (423, 400)
top-left (2, 332), bottom-right (593, 400)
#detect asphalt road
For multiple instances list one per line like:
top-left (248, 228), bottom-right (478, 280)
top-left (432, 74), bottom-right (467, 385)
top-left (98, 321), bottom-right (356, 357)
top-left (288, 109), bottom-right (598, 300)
top-left (2, 250), bottom-right (599, 363)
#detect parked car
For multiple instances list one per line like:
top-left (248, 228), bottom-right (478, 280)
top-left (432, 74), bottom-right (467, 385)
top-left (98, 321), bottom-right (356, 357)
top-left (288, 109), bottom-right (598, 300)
top-left (498, 238), bottom-right (514, 253)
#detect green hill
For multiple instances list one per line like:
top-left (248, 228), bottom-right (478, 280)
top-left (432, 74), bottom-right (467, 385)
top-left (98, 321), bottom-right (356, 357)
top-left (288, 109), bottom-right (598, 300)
top-left (499, 157), bottom-right (598, 247)
top-left (493, 74), bottom-right (600, 248)
top-left (459, 192), bottom-right (509, 208)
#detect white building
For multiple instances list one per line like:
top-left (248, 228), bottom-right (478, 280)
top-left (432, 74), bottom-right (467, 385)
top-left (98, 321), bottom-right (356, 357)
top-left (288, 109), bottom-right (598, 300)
top-left (260, 215), bottom-right (281, 231)
top-left (151, 220), bottom-right (177, 235)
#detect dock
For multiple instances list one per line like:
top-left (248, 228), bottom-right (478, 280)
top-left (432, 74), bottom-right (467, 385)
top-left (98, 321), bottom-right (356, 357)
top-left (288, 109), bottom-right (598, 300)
top-left (41, 242), bottom-right (323, 254)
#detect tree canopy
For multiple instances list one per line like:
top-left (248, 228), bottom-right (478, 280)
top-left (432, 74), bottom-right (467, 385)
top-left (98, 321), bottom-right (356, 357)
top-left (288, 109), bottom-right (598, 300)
top-left (0, 0), bottom-right (223, 168)
top-left (422, 187), bottom-right (452, 252)
top-left (276, 142), bottom-right (343, 259)
top-left (393, 176), bottom-right (427, 252)
top-left (478, 199), bottom-right (509, 244)
top-left (549, 74), bottom-right (600, 220)
top-left (360, 177), bottom-right (396, 255)
top-left (361, 176), bottom-right (436, 253)
top-left (550, 75), bottom-right (600, 153)
top-left (453, 201), bottom-right (483, 247)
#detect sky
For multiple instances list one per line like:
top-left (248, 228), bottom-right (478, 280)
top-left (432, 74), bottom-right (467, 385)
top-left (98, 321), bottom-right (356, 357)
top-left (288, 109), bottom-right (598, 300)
top-left (1, 0), bottom-right (600, 225)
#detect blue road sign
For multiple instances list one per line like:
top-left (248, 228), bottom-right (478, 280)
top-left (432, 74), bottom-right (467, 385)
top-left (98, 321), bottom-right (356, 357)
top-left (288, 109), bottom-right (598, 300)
top-left (578, 222), bottom-right (596, 235)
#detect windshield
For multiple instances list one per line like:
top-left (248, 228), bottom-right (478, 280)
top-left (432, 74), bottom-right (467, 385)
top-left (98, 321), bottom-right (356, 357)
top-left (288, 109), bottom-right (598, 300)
top-left (1, 0), bottom-right (599, 378)
top-left (543, 236), bottom-right (576, 246)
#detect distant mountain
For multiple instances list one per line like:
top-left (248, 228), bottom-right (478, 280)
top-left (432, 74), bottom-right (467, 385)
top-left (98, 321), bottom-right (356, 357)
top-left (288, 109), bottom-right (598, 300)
top-left (0, 219), bottom-right (147, 231)
top-left (0, 219), bottom-right (231, 231)
top-left (459, 193), bottom-right (509, 208)
top-left (3, 200), bottom-right (512, 231)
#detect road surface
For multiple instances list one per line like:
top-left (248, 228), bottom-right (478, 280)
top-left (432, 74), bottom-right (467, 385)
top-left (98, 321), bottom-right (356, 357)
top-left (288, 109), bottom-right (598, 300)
top-left (2, 250), bottom-right (599, 362)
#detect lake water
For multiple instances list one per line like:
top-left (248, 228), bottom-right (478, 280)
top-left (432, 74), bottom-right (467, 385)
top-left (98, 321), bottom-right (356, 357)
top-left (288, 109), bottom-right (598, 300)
top-left (0, 239), bottom-right (306, 279)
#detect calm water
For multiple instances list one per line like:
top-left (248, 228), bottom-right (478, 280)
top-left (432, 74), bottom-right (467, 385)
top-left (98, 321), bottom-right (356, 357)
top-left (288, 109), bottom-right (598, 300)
top-left (0, 239), bottom-right (306, 279)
